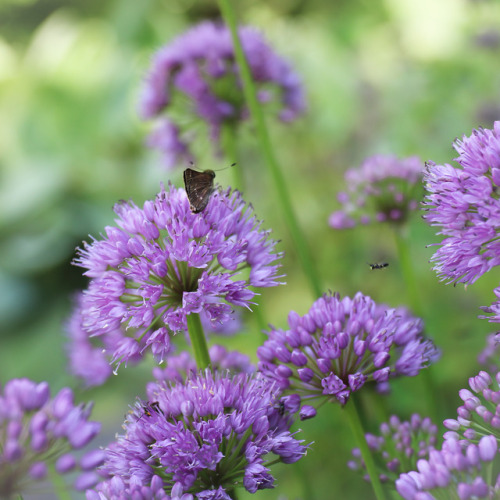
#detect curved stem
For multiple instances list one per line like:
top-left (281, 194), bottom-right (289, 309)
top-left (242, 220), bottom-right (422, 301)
top-left (186, 313), bottom-right (211, 370)
top-left (344, 396), bottom-right (387, 500)
top-left (216, 0), bottom-right (323, 298)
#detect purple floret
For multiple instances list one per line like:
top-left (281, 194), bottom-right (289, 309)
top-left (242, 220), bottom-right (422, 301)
top-left (257, 292), bottom-right (439, 411)
top-left (89, 371), bottom-right (308, 498)
top-left (73, 183), bottom-right (283, 369)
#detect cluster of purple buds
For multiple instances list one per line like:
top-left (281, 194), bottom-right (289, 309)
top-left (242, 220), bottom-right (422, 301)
top-left (396, 435), bottom-right (499, 499)
top-left (148, 344), bottom-right (255, 388)
top-left (90, 371), bottom-right (308, 498)
top-left (73, 183), bottom-right (283, 370)
top-left (422, 122), bottom-right (500, 322)
top-left (329, 154), bottom-right (423, 229)
top-left (443, 371), bottom-right (500, 445)
top-left (348, 414), bottom-right (438, 483)
top-left (257, 292), bottom-right (440, 414)
top-left (0, 378), bottom-right (104, 498)
top-left (140, 21), bottom-right (306, 167)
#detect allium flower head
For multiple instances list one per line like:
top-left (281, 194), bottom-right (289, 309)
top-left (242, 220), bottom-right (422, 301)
top-left (443, 371), bottom-right (500, 445)
top-left (149, 345), bottom-right (255, 387)
top-left (139, 21), bottom-right (306, 167)
top-left (0, 378), bottom-right (103, 499)
top-left (423, 122), bottom-right (500, 322)
top-left (257, 292), bottom-right (439, 412)
top-left (90, 371), bottom-right (308, 498)
top-left (348, 414), bottom-right (438, 483)
top-left (329, 154), bottom-right (423, 229)
top-left (74, 183), bottom-right (282, 369)
top-left (396, 435), bottom-right (499, 500)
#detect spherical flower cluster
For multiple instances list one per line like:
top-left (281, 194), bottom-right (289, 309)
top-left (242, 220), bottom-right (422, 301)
top-left (149, 345), bottom-right (254, 387)
top-left (257, 292), bottom-right (439, 413)
top-left (478, 333), bottom-right (500, 373)
top-left (348, 414), bottom-right (438, 483)
top-left (90, 371), bottom-right (308, 498)
top-left (329, 154), bottom-right (423, 229)
top-left (139, 21), bottom-right (306, 167)
top-left (0, 378), bottom-right (103, 499)
top-left (74, 183), bottom-right (282, 369)
top-left (443, 371), bottom-right (500, 445)
top-left (423, 122), bottom-right (500, 321)
top-left (396, 435), bottom-right (499, 499)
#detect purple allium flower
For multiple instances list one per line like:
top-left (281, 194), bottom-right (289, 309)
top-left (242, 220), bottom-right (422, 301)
top-left (348, 414), bottom-right (438, 483)
top-left (443, 370), bottom-right (500, 445)
top-left (90, 371), bottom-right (308, 498)
top-left (74, 183), bottom-right (282, 369)
top-left (0, 378), bottom-right (103, 498)
top-left (422, 122), bottom-right (500, 321)
top-left (478, 333), bottom-right (500, 373)
top-left (149, 344), bottom-right (254, 387)
top-left (329, 154), bottom-right (423, 229)
top-left (139, 21), bottom-right (306, 167)
top-left (257, 292), bottom-right (439, 410)
top-left (396, 435), bottom-right (500, 499)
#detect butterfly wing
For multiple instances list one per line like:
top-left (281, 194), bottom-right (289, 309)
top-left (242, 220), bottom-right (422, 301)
top-left (183, 168), bottom-right (216, 214)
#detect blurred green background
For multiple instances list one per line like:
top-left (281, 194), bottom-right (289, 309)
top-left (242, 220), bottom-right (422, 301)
top-left (1, 0), bottom-right (500, 498)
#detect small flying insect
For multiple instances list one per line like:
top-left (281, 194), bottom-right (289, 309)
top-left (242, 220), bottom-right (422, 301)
top-left (368, 262), bottom-right (389, 270)
top-left (183, 163), bottom-right (236, 214)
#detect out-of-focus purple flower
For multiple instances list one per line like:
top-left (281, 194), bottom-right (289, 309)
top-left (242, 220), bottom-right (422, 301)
top-left (478, 333), bottom-right (500, 373)
top-left (0, 378), bottom-right (103, 498)
top-left (86, 475), bottom-right (172, 500)
top-left (257, 292), bottom-right (439, 412)
top-left (423, 123), bottom-right (500, 322)
top-left (90, 371), bottom-right (308, 498)
top-left (443, 371), bottom-right (500, 445)
top-left (329, 154), bottom-right (423, 229)
top-left (65, 293), bottom-right (118, 387)
top-left (396, 435), bottom-right (499, 499)
top-left (139, 21), bottom-right (306, 167)
top-left (149, 344), bottom-right (255, 387)
top-left (73, 183), bottom-right (283, 370)
top-left (146, 119), bottom-right (194, 169)
top-left (348, 414), bottom-right (438, 483)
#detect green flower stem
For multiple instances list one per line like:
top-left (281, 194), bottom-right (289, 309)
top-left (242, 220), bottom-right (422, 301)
top-left (344, 396), bottom-right (387, 500)
top-left (393, 227), bottom-right (423, 318)
top-left (186, 313), bottom-right (211, 370)
top-left (49, 464), bottom-right (72, 500)
top-left (216, 0), bottom-right (323, 298)
top-left (394, 226), bottom-right (441, 422)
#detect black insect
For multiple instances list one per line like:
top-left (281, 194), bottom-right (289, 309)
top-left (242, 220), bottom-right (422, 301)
top-left (183, 168), bottom-right (216, 214)
top-left (368, 262), bottom-right (389, 270)
top-left (138, 401), bottom-right (163, 420)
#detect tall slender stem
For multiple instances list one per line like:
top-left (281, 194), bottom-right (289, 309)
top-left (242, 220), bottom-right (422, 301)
top-left (393, 226), bottom-right (423, 317)
top-left (393, 225), bottom-right (441, 422)
top-left (216, 0), bottom-right (323, 298)
top-left (186, 313), bottom-right (211, 370)
top-left (344, 397), bottom-right (387, 500)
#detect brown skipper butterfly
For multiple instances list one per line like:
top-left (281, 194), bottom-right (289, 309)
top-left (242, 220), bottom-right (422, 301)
top-left (183, 168), bottom-right (216, 214)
